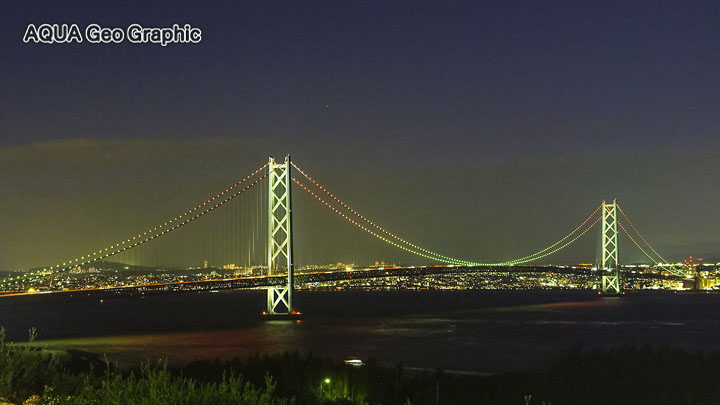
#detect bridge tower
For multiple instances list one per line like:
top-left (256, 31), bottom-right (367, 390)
top-left (264, 155), bottom-right (298, 317)
top-left (600, 199), bottom-right (620, 294)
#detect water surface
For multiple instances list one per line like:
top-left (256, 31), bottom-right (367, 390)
top-left (2, 290), bottom-right (719, 373)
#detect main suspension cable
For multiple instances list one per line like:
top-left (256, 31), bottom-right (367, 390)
top-left (618, 218), bottom-right (684, 277)
top-left (617, 205), bottom-right (668, 263)
top-left (292, 177), bottom-right (471, 265)
top-left (293, 162), bottom-right (602, 266)
top-left (504, 216), bottom-right (601, 265)
top-left (618, 205), bottom-right (668, 263)
top-left (44, 172), bottom-right (268, 274)
top-left (42, 163), bottom-right (268, 272)
top-left (500, 204), bottom-right (601, 265)
top-left (294, 176), bottom-right (600, 266)
top-left (618, 220), bottom-right (658, 264)
top-left (292, 162), bottom-right (471, 263)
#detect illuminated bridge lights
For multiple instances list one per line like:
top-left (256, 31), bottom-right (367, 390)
top-left (38, 163), bottom-right (268, 273)
top-left (3, 264), bottom-right (682, 298)
top-left (292, 178), bottom-right (469, 265)
top-left (618, 205), bottom-right (667, 263)
top-left (292, 162), bottom-right (469, 263)
top-left (5, 158), bottom-right (678, 297)
top-left (292, 176), bottom-right (602, 267)
top-left (35, 172), bottom-right (268, 276)
top-left (292, 162), bottom-right (609, 267)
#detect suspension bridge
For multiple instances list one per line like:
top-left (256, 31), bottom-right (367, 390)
top-left (1, 156), bottom-right (689, 316)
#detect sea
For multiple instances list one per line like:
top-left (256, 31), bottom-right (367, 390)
top-left (2, 289), bottom-right (720, 374)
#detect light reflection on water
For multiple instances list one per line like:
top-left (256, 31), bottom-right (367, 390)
top-left (5, 290), bottom-right (720, 373)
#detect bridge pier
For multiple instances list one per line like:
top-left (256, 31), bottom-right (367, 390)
top-left (692, 275), bottom-right (715, 290)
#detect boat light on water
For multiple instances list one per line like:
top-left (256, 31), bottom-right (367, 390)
top-left (344, 357), bottom-right (364, 367)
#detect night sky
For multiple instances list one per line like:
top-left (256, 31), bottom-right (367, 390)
top-left (1, 1), bottom-right (719, 271)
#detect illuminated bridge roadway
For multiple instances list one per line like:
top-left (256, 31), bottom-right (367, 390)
top-left (0, 265), bottom-right (685, 300)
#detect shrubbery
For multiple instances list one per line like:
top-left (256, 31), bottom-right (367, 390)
top-left (3, 328), bottom-right (720, 404)
top-left (0, 328), bottom-right (289, 404)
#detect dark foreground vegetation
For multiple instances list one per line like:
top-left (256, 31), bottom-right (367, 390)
top-left (1, 328), bottom-right (720, 404)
